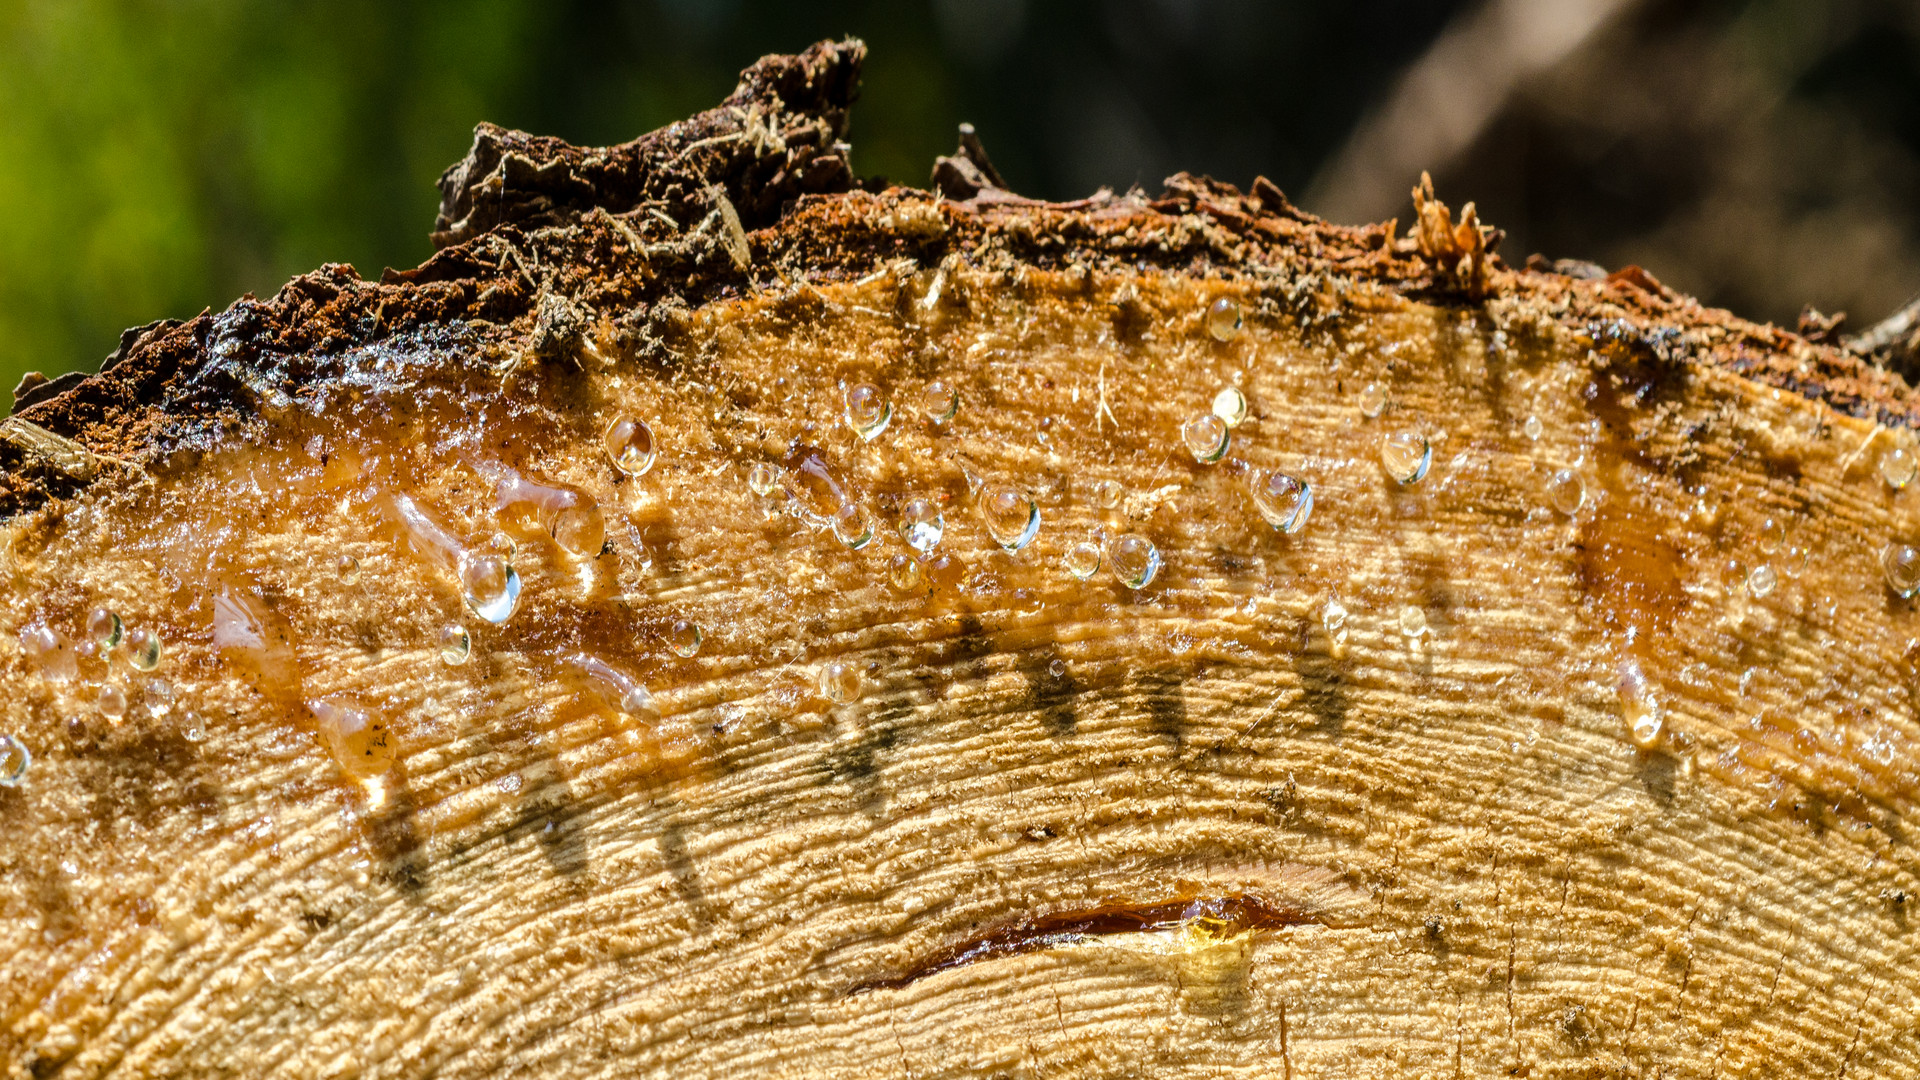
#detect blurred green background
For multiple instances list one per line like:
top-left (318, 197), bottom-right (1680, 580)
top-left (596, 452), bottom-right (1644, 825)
top-left (4, 0), bottom-right (1919, 398)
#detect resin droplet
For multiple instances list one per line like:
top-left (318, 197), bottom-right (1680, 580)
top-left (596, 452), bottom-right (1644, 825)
top-left (0, 734), bottom-right (28, 786)
top-left (1206, 297), bottom-right (1242, 342)
top-left (604, 416), bottom-right (657, 476)
top-left (1091, 479), bottom-right (1123, 510)
top-left (438, 624), bottom-right (472, 666)
top-left (97, 683), bottom-right (128, 718)
top-left (1747, 564), bottom-right (1777, 599)
top-left (1523, 415), bottom-right (1543, 441)
top-left (1399, 605), bottom-right (1428, 639)
top-left (666, 619), bottom-right (703, 658)
top-left (552, 499), bottom-right (607, 557)
top-left (748, 462), bottom-right (781, 496)
top-left (1381, 431), bottom-right (1432, 484)
top-left (85, 607), bottom-right (122, 648)
top-left (1618, 660), bottom-right (1664, 749)
top-left (1359, 383), bottom-right (1387, 419)
top-left (1211, 386), bottom-right (1248, 428)
top-left (124, 628), bottom-right (163, 672)
top-left (1758, 517), bottom-right (1785, 555)
top-left (1883, 542), bottom-right (1920, 598)
top-left (1251, 472), bottom-right (1312, 533)
top-left (980, 488), bottom-right (1040, 551)
top-left (925, 553), bottom-right (967, 591)
top-left (832, 503), bottom-right (875, 549)
top-left (310, 702), bottom-right (398, 794)
top-left (844, 383), bottom-right (891, 441)
top-left (898, 497), bottom-right (945, 553)
top-left (334, 554), bottom-right (361, 584)
top-left (918, 380), bottom-right (958, 424)
top-left (819, 660), bottom-right (863, 704)
top-left (887, 554), bottom-right (924, 594)
top-left (460, 553), bottom-right (523, 623)
top-left (1322, 599), bottom-right (1349, 654)
top-left (571, 654), bottom-right (655, 716)
top-left (1881, 445), bottom-right (1917, 490)
top-left (1182, 413), bottom-right (1229, 464)
top-left (1547, 470), bottom-right (1584, 515)
top-left (1108, 533), bottom-right (1161, 589)
top-left (1062, 540), bottom-right (1102, 580)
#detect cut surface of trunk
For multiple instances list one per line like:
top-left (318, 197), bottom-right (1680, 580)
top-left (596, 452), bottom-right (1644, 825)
top-left (2, 39), bottom-right (1917, 1080)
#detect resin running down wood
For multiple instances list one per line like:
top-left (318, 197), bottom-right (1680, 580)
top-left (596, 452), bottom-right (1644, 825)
top-left (3, 38), bottom-right (1918, 1080)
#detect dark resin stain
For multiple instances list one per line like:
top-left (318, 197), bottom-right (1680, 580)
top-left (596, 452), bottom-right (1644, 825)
top-left (850, 894), bottom-right (1318, 995)
top-left (1574, 499), bottom-right (1689, 635)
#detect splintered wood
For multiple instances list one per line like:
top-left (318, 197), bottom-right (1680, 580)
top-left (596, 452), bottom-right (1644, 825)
top-left (3, 39), bottom-right (1918, 1080)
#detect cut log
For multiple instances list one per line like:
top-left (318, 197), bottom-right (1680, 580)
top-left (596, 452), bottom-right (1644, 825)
top-left (3, 38), bottom-right (1918, 1079)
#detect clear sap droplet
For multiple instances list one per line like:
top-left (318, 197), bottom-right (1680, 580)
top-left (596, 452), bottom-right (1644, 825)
top-left (1747, 564), bottom-right (1777, 598)
top-left (1091, 479), bottom-right (1123, 510)
top-left (1399, 605), bottom-right (1428, 639)
top-left (748, 462), bottom-right (781, 497)
top-left (124, 628), bottom-right (163, 672)
top-left (1062, 540), bottom-right (1102, 580)
top-left (832, 503), bottom-right (875, 549)
top-left (981, 488), bottom-right (1040, 551)
top-left (334, 553), bottom-right (361, 584)
top-left (1359, 382), bottom-right (1387, 419)
top-left (97, 683), bottom-right (128, 718)
top-left (887, 553), bottom-right (924, 594)
top-left (604, 416), bottom-right (657, 476)
top-left (460, 553), bottom-right (523, 623)
top-left (845, 383), bottom-right (891, 441)
top-left (1883, 541), bottom-right (1920, 598)
top-left (1547, 470), bottom-right (1585, 515)
top-left (86, 607), bottom-right (122, 648)
top-left (1251, 471), bottom-right (1312, 533)
top-left (1206, 297), bottom-right (1242, 342)
top-left (1322, 599), bottom-right (1349, 653)
top-left (1758, 517), bottom-right (1785, 555)
top-left (819, 660), bottom-right (863, 703)
top-left (0, 734), bottom-right (28, 786)
top-left (1107, 533), bottom-right (1161, 589)
top-left (311, 700), bottom-right (398, 779)
top-left (1522, 415), bottom-right (1544, 442)
top-left (438, 623), bottom-right (472, 666)
top-left (1182, 413), bottom-right (1229, 464)
top-left (918, 380), bottom-right (958, 424)
top-left (666, 619), bottom-right (703, 658)
top-left (1381, 431), bottom-right (1432, 484)
top-left (572, 654), bottom-right (655, 718)
top-left (1048, 659), bottom-right (1067, 678)
top-left (552, 500), bottom-right (606, 557)
top-left (898, 497), bottom-right (945, 553)
top-left (1618, 659), bottom-right (1664, 749)
top-left (1881, 446), bottom-right (1917, 490)
top-left (21, 625), bottom-right (73, 681)
top-left (925, 552), bottom-right (966, 591)
top-left (1210, 387), bottom-right (1248, 428)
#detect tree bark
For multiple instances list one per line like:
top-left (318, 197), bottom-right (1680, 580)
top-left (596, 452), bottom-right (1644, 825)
top-left (2, 38), bottom-right (1917, 1079)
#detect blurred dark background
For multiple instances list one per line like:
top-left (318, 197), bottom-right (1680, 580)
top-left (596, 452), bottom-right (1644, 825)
top-left (4, 0), bottom-right (1919, 395)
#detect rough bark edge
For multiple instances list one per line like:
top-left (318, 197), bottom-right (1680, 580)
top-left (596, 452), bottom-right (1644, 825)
top-left (5, 39), bottom-right (1914, 518)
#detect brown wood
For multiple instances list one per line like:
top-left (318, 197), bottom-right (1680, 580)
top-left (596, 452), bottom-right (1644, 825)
top-left (3, 39), bottom-right (1917, 1079)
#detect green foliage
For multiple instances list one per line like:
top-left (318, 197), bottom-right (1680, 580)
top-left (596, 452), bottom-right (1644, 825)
top-left (0, 0), bottom-right (962, 395)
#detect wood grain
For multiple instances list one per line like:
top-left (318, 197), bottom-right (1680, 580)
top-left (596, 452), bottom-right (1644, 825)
top-left (2, 39), bottom-right (1915, 1080)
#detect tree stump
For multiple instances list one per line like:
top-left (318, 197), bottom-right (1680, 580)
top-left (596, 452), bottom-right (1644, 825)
top-left (2, 39), bottom-right (1916, 1079)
